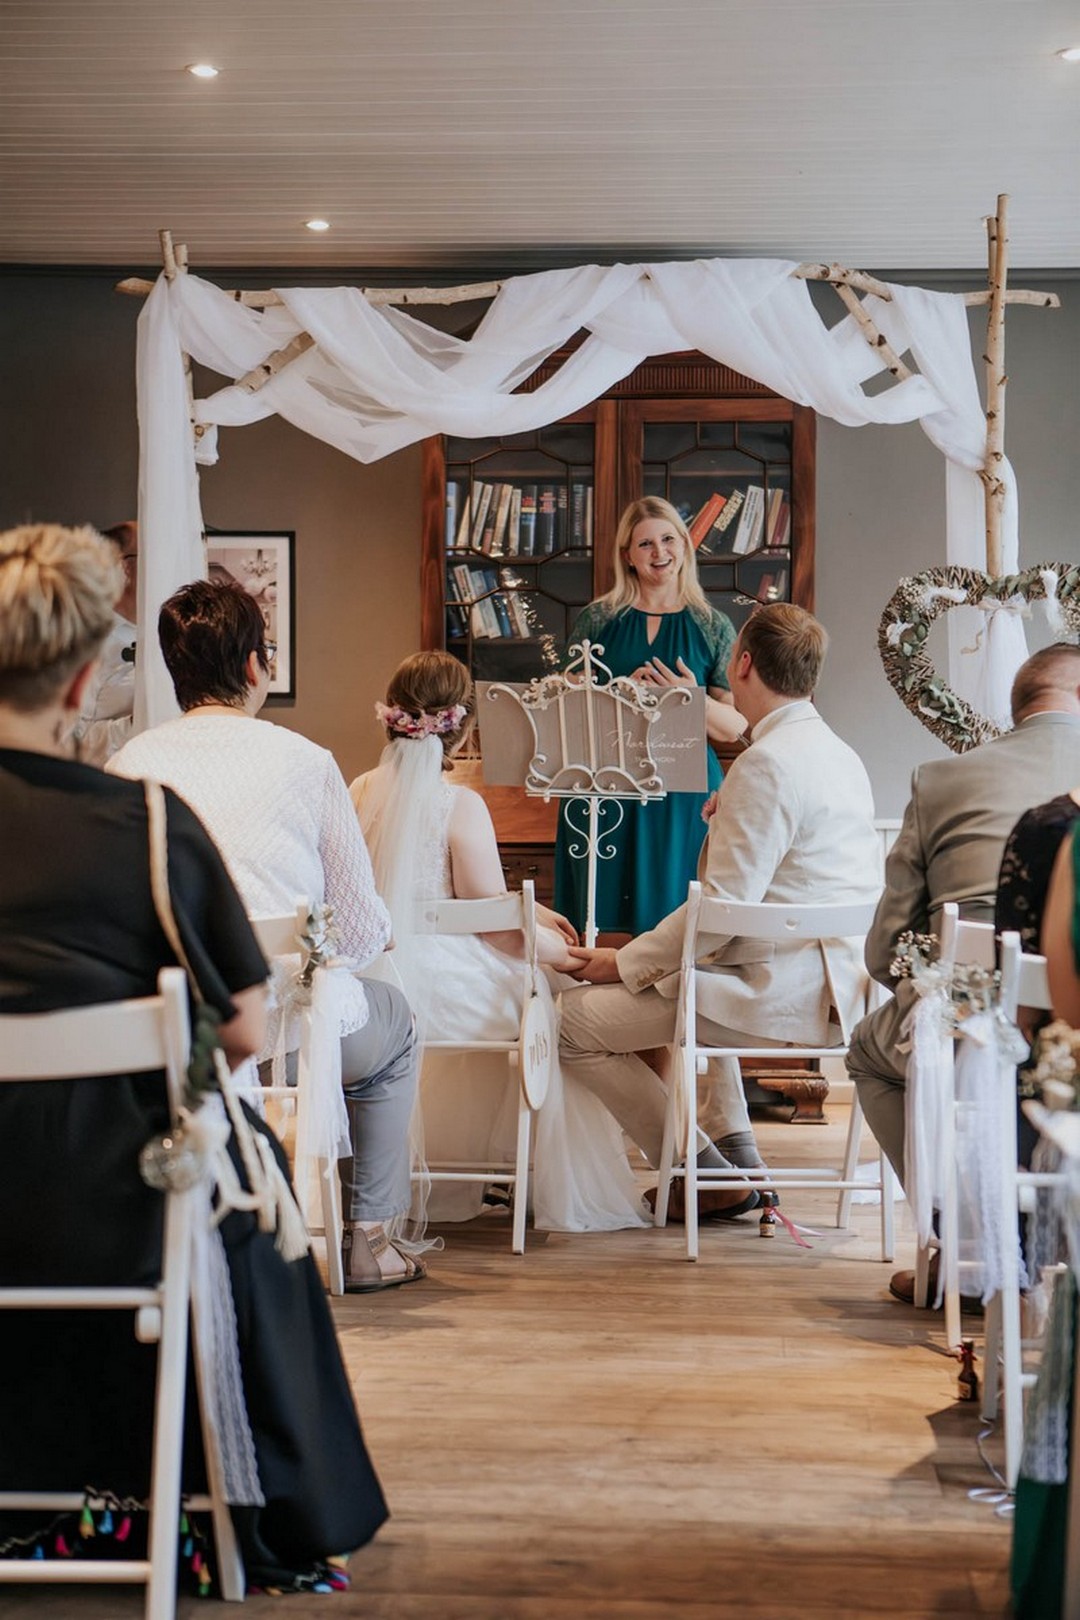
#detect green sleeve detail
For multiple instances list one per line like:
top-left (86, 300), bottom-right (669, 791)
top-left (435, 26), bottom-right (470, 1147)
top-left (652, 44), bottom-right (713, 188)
top-left (705, 608), bottom-right (736, 690)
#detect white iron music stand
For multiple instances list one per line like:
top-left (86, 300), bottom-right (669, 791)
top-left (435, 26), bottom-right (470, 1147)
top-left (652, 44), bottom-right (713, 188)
top-left (481, 640), bottom-right (704, 945)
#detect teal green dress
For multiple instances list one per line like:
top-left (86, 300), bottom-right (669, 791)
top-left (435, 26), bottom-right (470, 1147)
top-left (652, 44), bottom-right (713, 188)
top-left (553, 601), bottom-right (735, 936)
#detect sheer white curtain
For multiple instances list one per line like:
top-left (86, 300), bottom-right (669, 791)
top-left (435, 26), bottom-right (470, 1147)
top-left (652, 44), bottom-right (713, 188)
top-left (136, 259), bottom-right (1017, 727)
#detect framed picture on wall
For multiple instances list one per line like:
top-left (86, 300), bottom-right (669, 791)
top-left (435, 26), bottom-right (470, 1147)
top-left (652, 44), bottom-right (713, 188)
top-left (204, 530), bottom-right (296, 702)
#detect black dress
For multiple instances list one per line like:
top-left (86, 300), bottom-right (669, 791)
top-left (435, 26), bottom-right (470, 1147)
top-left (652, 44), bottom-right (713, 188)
top-left (0, 749), bottom-right (388, 1582)
top-left (996, 792), bottom-right (1080, 952)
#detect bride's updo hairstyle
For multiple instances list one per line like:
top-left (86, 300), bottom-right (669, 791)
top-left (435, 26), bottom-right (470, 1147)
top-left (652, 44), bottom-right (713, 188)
top-left (377, 651), bottom-right (474, 770)
top-left (0, 523), bottom-right (122, 711)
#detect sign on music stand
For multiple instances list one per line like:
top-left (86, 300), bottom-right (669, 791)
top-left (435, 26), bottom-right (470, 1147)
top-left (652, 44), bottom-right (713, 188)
top-left (477, 640), bottom-right (707, 945)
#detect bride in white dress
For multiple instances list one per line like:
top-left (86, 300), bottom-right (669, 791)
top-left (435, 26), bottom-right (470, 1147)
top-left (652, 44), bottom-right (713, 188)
top-left (350, 652), bottom-right (647, 1232)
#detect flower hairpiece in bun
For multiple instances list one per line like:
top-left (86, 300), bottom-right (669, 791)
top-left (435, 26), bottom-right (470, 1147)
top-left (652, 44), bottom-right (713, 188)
top-left (375, 700), bottom-right (467, 739)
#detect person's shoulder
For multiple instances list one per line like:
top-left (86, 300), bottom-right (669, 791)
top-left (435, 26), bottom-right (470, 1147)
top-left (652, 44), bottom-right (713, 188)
top-left (106, 716), bottom-right (188, 776)
top-left (448, 782), bottom-right (493, 822)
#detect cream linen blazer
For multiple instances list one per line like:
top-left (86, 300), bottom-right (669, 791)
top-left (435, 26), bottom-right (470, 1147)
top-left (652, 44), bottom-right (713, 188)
top-left (616, 700), bottom-right (881, 1044)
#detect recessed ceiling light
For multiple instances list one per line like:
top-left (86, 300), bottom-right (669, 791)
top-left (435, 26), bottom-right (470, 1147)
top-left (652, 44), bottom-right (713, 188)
top-left (305, 219), bottom-right (331, 232)
top-left (186, 63), bottom-right (220, 79)
top-left (1056, 46), bottom-right (1080, 62)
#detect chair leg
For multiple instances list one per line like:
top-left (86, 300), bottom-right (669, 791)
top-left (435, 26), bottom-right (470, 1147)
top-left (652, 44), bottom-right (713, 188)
top-left (684, 1061), bottom-right (699, 1263)
top-left (512, 1101), bottom-right (531, 1256)
top-left (879, 1150), bottom-right (896, 1264)
top-left (654, 1068), bottom-right (679, 1231)
top-left (835, 1092), bottom-right (864, 1231)
top-left (982, 1293), bottom-right (1002, 1421)
top-left (321, 1159), bottom-right (345, 1297)
top-left (914, 1242), bottom-right (933, 1309)
top-left (146, 1189), bottom-right (195, 1620)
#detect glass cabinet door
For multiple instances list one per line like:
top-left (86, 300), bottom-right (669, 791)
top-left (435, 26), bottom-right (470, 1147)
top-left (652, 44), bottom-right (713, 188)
top-left (635, 408), bottom-right (796, 634)
top-left (443, 418), bottom-right (595, 681)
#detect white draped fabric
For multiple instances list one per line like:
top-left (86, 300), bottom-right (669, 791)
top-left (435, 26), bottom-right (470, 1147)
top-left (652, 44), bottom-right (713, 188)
top-left (136, 259), bottom-right (1019, 728)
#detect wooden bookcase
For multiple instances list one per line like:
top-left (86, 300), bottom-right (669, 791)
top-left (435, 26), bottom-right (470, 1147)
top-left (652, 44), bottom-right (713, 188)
top-left (420, 352), bottom-right (816, 903)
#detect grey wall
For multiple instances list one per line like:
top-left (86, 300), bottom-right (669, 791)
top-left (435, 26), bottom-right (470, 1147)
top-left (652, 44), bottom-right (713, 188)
top-left (2, 270), bottom-right (1077, 807)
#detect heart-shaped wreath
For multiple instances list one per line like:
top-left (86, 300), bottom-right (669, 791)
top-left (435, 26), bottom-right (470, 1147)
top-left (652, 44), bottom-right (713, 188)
top-left (878, 563), bottom-right (1080, 753)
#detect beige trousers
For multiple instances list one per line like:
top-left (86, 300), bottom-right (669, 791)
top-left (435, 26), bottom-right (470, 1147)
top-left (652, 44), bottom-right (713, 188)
top-left (558, 980), bottom-right (793, 1167)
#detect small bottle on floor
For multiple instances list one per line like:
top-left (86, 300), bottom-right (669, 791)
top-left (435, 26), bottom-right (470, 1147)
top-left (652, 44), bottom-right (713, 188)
top-left (957, 1339), bottom-right (980, 1402)
top-left (759, 1192), bottom-right (779, 1239)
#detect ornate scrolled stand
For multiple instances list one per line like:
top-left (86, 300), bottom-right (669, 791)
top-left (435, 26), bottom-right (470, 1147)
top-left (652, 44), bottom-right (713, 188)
top-left (484, 640), bottom-right (692, 946)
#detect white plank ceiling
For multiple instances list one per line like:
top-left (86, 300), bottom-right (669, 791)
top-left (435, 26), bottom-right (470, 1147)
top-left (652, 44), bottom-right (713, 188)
top-left (1, 0), bottom-right (1078, 274)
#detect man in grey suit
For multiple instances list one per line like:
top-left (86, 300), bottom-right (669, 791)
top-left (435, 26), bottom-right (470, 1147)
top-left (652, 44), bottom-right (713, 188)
top-left (849, 643), bottom-right (1080, 1268)
top-left (561, 604), bottom-right (881, 1215)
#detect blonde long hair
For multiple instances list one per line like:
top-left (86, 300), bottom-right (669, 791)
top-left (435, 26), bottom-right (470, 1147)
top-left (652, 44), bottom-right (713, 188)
top-left (597, 497), bottom-right (710, 618)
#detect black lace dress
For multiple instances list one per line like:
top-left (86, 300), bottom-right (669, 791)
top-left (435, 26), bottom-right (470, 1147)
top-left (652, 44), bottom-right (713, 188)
top-left (996, 792), bottom-right (1080, 950)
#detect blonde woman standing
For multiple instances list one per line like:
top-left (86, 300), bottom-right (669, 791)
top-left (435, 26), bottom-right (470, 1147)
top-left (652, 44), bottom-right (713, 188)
top-left (554, 496), bottom-right (746, 937)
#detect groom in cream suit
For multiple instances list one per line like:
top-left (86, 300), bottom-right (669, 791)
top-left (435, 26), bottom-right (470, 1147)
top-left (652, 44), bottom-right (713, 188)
top-left (560, 603), bottom-right (881, 1205)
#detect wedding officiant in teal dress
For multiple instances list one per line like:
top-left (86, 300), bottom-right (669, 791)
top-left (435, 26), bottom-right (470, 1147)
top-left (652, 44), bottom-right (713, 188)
top-left (554, 497), bottom-right (745, 937)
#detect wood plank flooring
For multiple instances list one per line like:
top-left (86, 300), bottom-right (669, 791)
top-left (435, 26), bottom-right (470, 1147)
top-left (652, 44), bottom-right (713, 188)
top-left (0, 1107), bottom-right (1014, 1619)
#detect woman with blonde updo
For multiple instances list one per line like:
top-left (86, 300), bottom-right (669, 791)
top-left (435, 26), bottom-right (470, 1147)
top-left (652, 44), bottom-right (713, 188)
top-left (351, 651), bottom-right (647, 1232)
top-left (0, 525), bottom-right (387, 1589)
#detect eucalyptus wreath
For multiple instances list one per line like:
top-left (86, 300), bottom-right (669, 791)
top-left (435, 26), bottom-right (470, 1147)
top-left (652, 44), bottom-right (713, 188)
top-left (878, 563), bottom-right (1080, 754)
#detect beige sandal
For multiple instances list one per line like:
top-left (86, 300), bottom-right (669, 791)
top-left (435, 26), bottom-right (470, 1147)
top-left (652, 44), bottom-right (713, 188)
top-left (341, 1223), bottom-right (427, 1294)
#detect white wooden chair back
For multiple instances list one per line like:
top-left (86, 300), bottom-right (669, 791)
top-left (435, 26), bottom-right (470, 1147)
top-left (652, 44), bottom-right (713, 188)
top-left (660, 883), bottom-right (895, 1263)
top-left (979, 930), bottom-right (1056, 1488)
top-left (912, 904), bottom-right (997, 1347)
top-left (248, 898), bottom-right (347, 1297)
top-left (250, 898), bottom-right (310, 962)
top-left (413, 880), bottom-right (550, 1253)
top-left (0, 966), bottom-right (244, 1616)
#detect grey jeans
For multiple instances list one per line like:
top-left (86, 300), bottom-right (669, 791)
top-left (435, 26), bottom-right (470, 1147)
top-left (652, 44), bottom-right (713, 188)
top-left (267, 978), bottom-right (418, 1223)
top-left (339, 978), bottom-right (418, 1222)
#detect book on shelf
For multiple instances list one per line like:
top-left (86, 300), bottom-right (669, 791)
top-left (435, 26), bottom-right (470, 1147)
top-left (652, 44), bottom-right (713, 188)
top-left (499, 568), bottom-right (533, 637)
top-left (764, 488), bottom-right (784, 552)
top-left (445, 482), bottom-right (460, 551)
top-left (453, 486), bottom-right (474, 551)
top-left (767, 496), bottom-right (790, 552)
top-left (518, 484), bottom-right (538, 556)
top-left (554, 484), bottom-right (568, 553)
top-left (688, 492), bottom-right (727, 548)
top-left (535, 485), bottom-right (557, 555)
top-left (485, 482), bottom-right (514, 556)
top-left (444, 566), bottom-right (469, 635)
top-left (697, 488), bottom-right (744, 554)
top-left (584, 485), bottom-right (593, 551)
top-left (570, 482), bottom-right (591, 550)
top-left (507, 487), bottom-right (522, 555)
top-left (732, 484), bottom-right (766, 555)
top-left (755, 566), bottom-right (789, 604)
top-left (469, 482), bottom-right (494, 550)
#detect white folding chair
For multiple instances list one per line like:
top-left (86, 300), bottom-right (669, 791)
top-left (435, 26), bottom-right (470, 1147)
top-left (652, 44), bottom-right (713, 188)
top-left (982, 932), bottom-right (1055, 1487)
top-left (654, 885), bottom-right (896, 1263)
top-left (416, 880), bottom-right (553, 1254)
top-left (248, 900), bottom-right (346, 1297)
top-left (910, 903), bottom-right (997, 1350)
top-left (0, 966), bottom-right (244, 1617)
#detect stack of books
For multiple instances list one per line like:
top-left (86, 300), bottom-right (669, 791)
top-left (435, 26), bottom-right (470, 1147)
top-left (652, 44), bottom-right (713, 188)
top-left (689, 485), bottom-right (790, 556)
top-left (446, 480), bottom-right (593, 557)
top-left (446, 562), bottom-right (535, 640)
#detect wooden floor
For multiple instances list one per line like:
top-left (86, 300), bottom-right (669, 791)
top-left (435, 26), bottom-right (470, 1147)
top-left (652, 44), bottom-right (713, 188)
top-left (2, 1106), bottom-right (1014, 1619)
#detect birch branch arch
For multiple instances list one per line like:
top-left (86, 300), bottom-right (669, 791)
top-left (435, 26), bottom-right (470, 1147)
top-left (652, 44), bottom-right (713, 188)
top-left (116, 204), bottom-right (1059, 731)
